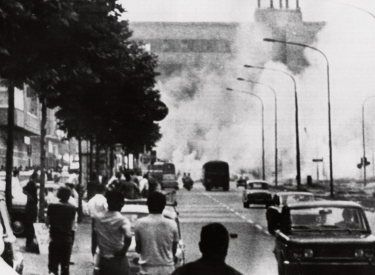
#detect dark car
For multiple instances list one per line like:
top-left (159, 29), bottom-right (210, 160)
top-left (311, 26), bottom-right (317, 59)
top-left (242, 180), bottom-right (272, 208)
top-left (236, 174), bottom-right (250, 188)
top-left (267, 201), bottom-right (375, 275)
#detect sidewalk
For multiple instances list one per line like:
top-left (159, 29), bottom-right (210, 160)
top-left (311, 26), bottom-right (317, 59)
top-left (17, 217), bottom-right (93, 275)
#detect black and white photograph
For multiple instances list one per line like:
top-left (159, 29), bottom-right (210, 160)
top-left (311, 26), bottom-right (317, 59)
top-left (1, 0), bottom-right (375, 274)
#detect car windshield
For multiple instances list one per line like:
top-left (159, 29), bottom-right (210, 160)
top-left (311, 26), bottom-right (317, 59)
top-left (249, 182), bottom-right (268, 190)
top-left (290, 207), bottom-right (369, 232)
top-left (281, 194), bottom-right (314, 205)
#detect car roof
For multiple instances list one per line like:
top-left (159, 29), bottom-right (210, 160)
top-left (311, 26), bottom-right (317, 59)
top-left (286, 200), bottom-right (363, 209)
top-left (120, 203), bottom-right (177, 219)
top-left (247, 180), bottom-right (269, 184)
top-left (276, 191), bottom-right (314, 196)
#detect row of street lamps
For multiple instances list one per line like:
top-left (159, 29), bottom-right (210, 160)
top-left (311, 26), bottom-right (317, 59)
top-left (230, 36), bottom-right (375, 195)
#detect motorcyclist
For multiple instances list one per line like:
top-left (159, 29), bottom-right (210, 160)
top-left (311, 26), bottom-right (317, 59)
top-left (183, 173), bottom-right (194, 191)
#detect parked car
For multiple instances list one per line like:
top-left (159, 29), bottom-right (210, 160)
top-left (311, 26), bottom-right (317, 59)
top-left (236, 174), bottom-right (251, 188)
top-left (120, 200), bottom-right (185, 275)
top-left (268, 200), bottom-right (375, 275)
top-left (242, 180), bottom-right (272, 208)
top-left (0, 196), bottom-right (24, 274)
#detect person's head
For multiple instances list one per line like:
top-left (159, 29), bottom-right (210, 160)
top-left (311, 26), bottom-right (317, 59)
top-left (147, 191), bottom-right (166, 214)
top-left (96, 184), bottom-right (106, 195)
top-left (130, 170), bottom-right (135, 176)
top-left (30, 172), bottom-right (39, 181)
top-left (106, 189), bottom-right (125, 211)
top-left (342, 208), bottom-right (354, 222)
top-left (199, 223), bottom-right (229, 260)
top-left (115, 172), bottom-right (122, 180)
top-left (13, 169), bottom-right (19, 177)
top-left (57, 187), bottom-right (71, 203)
top-left (124, 173), bottom-right (131, 181)
top-left (183, 173), bottom-right (186, 176)
top-left (143, 173), bottom-right (149, 179)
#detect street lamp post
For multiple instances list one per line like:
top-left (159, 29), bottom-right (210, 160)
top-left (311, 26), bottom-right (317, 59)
top-left (226, 88), bottom-right (265, 180)
top-left (362, 96), bottom-right (375, 187)
top-left (237, 77), bottom-right (278, 186)
top-left (244, 64), bottom-right (301, 188)
top-left (264, 38), bottom-right (334, 198)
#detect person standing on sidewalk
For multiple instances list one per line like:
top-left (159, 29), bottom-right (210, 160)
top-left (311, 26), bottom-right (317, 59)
top-left (23, 172), bottom-right (39, 252)
top-left (119, 173), bottom-right (140, 199)
top-left (46, 187), bottom-right (76, 275)
top-left (88, 184), bottom-right (107, 258)
top-left (134, 191), bottom-right (179, 275)
top-left (93, 189), bottom-right (132, 275)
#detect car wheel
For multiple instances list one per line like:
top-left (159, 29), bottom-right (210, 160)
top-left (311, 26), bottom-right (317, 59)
top-left (12, 219), bottom-right (26, 237)
top-left (205, 186), bottom-right (211, 191)
top-left (243, 201), bottom-right (250, 208)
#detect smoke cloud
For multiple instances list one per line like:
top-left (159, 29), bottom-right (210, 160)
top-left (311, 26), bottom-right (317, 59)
top-left (151, 0), bottom-right (375, 182)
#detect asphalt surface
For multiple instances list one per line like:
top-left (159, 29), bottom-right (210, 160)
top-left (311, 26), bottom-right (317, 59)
top-left (177, 181), bottom-right (277, 275)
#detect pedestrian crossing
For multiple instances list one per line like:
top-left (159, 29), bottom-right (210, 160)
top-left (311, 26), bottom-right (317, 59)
top-left (177, 203), bottom-right (247, 223)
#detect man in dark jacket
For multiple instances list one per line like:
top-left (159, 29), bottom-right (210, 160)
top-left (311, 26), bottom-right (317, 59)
top-left (46, 187), bottom-right (77, 275)
top-left (171, 223), bottom-right (243, 275)
top-left (23, 172), bottom-right (39, 251)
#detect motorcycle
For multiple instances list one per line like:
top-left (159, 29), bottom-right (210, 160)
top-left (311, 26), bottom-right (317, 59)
top-left (183, 177), bottom-right (193, 191)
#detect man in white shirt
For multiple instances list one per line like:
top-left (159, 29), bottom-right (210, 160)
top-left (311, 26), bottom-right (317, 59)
top-left (134, 192), bottom-right (179, 275)
top-left (139, 173), bottom-right (149, 198)
top-left (88, 184), bottom-right (107, 257)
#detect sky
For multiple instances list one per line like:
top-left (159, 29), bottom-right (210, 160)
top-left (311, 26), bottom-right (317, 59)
top-left (119, 0), bottom-right (375, 22)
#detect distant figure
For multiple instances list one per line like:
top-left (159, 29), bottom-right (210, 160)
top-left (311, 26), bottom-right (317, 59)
top-left (47, 187), bottom-right (76, 275)
top-left (171, 223), bottom-right (243, 275)
top-left (134, 192), bottom-right (178, 275)
top-left (335, 208), bottom-right (360, 229)
top-left (139, 173), bottom-right (149, 198)
top-left (148, 176), bottom-right (161, 195)
top-left (119, 173), bottom-right (140, 199)
top-left (23, 172), bottom-right (39, 251)
top-left (107, 172), bottom-right (123, 191)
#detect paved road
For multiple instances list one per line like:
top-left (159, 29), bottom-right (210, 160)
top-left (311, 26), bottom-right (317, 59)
top-left (176, 180), bottom-right (277, 275)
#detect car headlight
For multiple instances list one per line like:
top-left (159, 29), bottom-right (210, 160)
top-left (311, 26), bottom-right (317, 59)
top-left (303, 249), bottom-right (314, 258)
top-left (355, 249), bottom-right (364, 258)
top-left (355, 249), bottom-right (374, 259)
top-left (290, 249), bottom-right (313, 259)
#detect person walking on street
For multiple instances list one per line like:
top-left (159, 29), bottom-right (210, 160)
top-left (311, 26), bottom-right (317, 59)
top-left (171, 223), bottom-right (243, 275)
top-left (88, 184), bottom-right (107, 257)
top-left (119, 173), bottom-right (140, 199)
top-left (65, 182), bottom-right (79, 265)
top-left (148, 176), bottom-right (161, 195)
top-left (134, 191), bottom-right (179, 275)
top-left (139, 173), bottom-right (149, 198)
top-left (46, 187), bottom-right (77, 275)
top-left (107, 172), bottom-right (122, 191)
top-left (23, 172), bottom-right (39, 252)
top-left (93, 189), bottom-right (132, 275)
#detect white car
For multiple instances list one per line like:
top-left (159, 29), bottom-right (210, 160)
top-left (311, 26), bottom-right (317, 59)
top-left (120, 200), bottom-right (185, 275)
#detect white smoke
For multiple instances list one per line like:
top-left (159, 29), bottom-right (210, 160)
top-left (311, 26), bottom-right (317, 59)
top-left (152, 0), bottom-right (375, 182)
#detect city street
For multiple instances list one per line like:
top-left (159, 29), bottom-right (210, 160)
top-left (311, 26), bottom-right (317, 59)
top-left (19, 180), bottom-right (277, 275)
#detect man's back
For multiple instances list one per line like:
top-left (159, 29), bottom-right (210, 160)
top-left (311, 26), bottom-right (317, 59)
top-left (94, 211), bottom-right (131, 257)
top-left (119, 180), bottom-right (138, 199)
top-left (134, 214), bottom-right (178, 266)
top-left (48, 202), bottom-right (76, 239)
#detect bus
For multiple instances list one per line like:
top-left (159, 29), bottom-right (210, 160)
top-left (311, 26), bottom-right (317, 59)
top-left (148, 162), bottom-right (178, 190)
top-left (202, 161), bottom-right (230, 191)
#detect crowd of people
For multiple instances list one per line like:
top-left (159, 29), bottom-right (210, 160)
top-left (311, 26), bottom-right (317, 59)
top-left (15, 168), bottom-right (243, 275)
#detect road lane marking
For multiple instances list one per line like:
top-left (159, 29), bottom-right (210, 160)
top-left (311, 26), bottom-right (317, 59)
top-left (247, 220), bottom-right (254, 224)
top-left (256, 224), bottom-right (262, 230)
